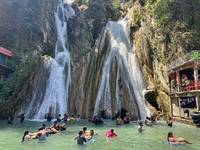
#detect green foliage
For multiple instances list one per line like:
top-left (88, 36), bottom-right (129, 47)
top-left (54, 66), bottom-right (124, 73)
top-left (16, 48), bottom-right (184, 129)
top-left (88, 0), bottom-right (106, 40)
top-left (132, 10), bottom-right (141, 26)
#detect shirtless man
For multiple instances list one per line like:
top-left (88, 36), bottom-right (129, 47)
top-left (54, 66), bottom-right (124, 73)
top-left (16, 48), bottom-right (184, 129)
top-left (50, 121), bottom-right (68, 129)
top-left (116, 116), bottom-right (122, 125)
top-left (38, 124), bottom-right (61, 134)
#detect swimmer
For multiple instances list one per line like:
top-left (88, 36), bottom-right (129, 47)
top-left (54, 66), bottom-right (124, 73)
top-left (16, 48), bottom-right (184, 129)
top-left (85, 130), bottom-right (94, 140)
top-left (167, 132), bottom-right (194, 144)
top-left (38, 124), bottom-right (61, 134)
top-left (70, 115), bottom-right (75, 123)
top-left (7, 117), bottom-right (13, 124)
top-left (88, 116), bottom-right (93, 122)
top-left (33, 128), bottom-right (48, 142)
top-left (145, 117), bottom-right (148, 125)
top-left (45, 114), bottom-right (53, 121)
top-left (166, 117), bottom-right (173, 126)
top-left (123, 116), bottom-right (130, 124)
top-left (18, 114), bottom-right (25, 122)
top-left (93, 116), bottom-right (103, 125)
top-left (150, 116), bottom-right (156, 124)
top-left (138, 122), bottom-right (145, 133)
top-left (57, 114), bottom-right (62, 121)
top-left (21, 130), bottom-right (35, 142)
top-left (116, 116), bottom-right (122, 125)
top-left (50, 121), bottom-right (68, 130)
top-left (62, 114), bottom-right (68, 122)
top-left (107, 129), bottom-right (117, 137)
top-left (147, 117), bottom-right (152, 126)
top-left (82, 126), bottom-right (88, 135)
top-left (75, 115), bottom-right (81, 122)
top-left (72, 131), bottom-right (87, 145)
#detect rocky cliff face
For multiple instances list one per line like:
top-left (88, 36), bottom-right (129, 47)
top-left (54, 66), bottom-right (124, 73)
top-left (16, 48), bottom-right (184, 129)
top-left (1, 0), bottom-right (199, 119)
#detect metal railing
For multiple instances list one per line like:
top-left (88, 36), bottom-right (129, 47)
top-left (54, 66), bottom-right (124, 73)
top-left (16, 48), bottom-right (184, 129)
top-left (167, 50), bottom-right (200, 71)
top-left (170, 83), bottom-right (200, 94)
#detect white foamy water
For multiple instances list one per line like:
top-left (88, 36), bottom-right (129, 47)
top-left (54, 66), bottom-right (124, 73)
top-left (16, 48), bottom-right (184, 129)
top-left (24, 2), bottom-right (75, 119)
top-left (93, 20), bottom-right (150, 120)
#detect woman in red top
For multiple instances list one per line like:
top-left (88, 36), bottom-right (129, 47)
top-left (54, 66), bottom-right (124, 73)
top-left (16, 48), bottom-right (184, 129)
top-left (88, 116), bottom-right (93, 122)
top-left (167, 132), bottom-right (194, 144)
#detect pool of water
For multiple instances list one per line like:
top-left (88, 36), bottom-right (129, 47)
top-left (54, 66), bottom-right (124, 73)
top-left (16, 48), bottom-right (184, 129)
top-left (0, 119), bottom-right (199, 150)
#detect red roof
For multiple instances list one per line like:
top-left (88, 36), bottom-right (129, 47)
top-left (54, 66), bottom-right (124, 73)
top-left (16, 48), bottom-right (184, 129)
top-left (0, 46), bottom-right (13, 57)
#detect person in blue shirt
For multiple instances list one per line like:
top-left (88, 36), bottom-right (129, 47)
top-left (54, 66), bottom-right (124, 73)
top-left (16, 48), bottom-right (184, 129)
top-left (45, 114), bottom-right (53, 121)
top-left (20, 114), bottom-right (25, 122)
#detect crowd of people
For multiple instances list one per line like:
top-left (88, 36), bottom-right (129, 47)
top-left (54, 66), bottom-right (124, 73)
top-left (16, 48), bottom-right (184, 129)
top-left (7, 113), bottom-right (194, 146)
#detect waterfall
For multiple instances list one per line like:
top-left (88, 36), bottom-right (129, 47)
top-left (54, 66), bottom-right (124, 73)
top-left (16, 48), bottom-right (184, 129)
top-left (93, 20), bottom-right (149, 120)
top-left (24, 1), bottom-right (74, 119)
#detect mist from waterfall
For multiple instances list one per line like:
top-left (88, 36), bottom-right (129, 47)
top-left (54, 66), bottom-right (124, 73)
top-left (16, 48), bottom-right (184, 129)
top-left (24, 1), bottom-right (74, 119)
top-left (93, 20), bottom-right (150, 120)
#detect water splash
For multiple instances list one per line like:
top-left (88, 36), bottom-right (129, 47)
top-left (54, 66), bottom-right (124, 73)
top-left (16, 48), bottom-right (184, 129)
top-left (24, 2), bottom-right (74, 119)
top-left (93, 20), bottom-right (149, 120)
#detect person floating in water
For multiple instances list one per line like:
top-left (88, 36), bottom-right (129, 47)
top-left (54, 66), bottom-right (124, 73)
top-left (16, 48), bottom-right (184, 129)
top-left (33, 128), bottom-right (49, 142)
top-left (85, 130), bottom-right (94, 141)
top-left (75, 115), bottom-right (81, 122)
top-left (167, 132), bottom-right (194, 144)
top-left (116, 116), bottom-right (122, 125)
top-left (70, 115), bottom-right (75, 123)
top-left (107, 129), bottom-right (117, 137)
top-left (93, 116), bottom-right (103, 125)
top-left (21, 130), bottom-right (36, 142)
top-left (7, 117), bottom-right (13, 124)
top-left (72, 131), bottom-right (87, 145)
top-left (45, 114), bottom-right (53, 121)
top-left (88, 116), bottom-right (93, 122)
top-left (138, 122), bottom-right (145, 133)
top-left (38, 124), bottom-right (61, 134)
top-left (57, 114), bottom-right (62, 121)
top-left (50, 121), bottom-right (68, 130)
top-left (166, 117), bottom-right (173, 126)
top-left (62, 114), bottom-right (68, 122)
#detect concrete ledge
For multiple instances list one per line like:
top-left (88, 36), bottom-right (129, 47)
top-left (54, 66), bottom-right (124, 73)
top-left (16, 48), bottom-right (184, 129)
top-left (172, 117), bottom-right (196, 127)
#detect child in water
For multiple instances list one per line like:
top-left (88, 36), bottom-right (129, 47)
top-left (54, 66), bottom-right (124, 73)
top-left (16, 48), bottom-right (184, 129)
top-left (107, 129), bottom-right (117, 137)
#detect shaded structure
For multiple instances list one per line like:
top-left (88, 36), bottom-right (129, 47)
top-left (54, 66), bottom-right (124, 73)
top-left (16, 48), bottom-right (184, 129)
top-left (168, 51), bottom-right (200, 120)
top-left (0, 46), bottom-right (13, 87)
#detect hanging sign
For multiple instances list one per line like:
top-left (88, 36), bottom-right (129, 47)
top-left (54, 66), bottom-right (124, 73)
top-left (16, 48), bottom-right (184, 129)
top-left (0, 46), bottom-right (13, 57)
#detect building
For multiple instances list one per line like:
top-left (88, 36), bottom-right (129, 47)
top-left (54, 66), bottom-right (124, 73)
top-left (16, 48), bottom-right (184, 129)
top-left (0, 46), bottom-right (13, 84)
top-left (168, 50), bottom-right (200, 119)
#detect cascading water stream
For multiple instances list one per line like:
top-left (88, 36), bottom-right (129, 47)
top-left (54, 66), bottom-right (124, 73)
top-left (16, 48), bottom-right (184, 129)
top-left (24, 1), bottom-right (74, 119)
top-left (93, 20), bottom-right (149, 120)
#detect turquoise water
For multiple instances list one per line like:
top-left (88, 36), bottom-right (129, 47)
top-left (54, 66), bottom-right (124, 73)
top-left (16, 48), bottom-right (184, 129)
top-left (0, 119), bottom-right (199, 150)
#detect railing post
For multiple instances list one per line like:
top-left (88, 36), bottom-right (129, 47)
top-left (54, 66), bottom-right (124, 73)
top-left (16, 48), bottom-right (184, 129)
top-left (176, 71), bottom-right (180, 92)
top-left (193, 61), bottom-right (199, 90)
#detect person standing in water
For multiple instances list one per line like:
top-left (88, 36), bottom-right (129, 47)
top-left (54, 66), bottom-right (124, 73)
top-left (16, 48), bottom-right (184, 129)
top-left (88, 116), bottom-right (93, 122)
top-left (138, 122), bottom-right (145, 133)
top-left (33, 128), bottom-right (49, 142)
top-left (57, 114), bottom-right (62, 121)
top-left (166, 117), bottom-right (173, 126)
top-left (116, 116), bottom-right (122, 125)
top-left (45, 114), bottom-right (53, 121)
top-left (167, 132), bottom-right (193, 144)
top-left (21, 130), bottom-right (36, 142)
top-left (72, 131), bottom-right (87, 145)
top-left (75, 115), bottom-right (81, 122)
top-left (7, 117), bottom-right (13, 124)
top-left (18, 114), bottom-right (25, 122)
top-left (62, 114), bottom-right (68, 122)
top-left (70, 115), bottom-right (75, 123)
